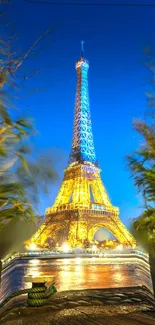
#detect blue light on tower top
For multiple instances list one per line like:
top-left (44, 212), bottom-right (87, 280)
top-left (69, 42), bottom-right (98, 166)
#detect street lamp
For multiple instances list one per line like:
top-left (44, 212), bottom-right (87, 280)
top-left (62, 242), bottom-right (70, 253)
top-left (29, 243), bottom-right (37, 251)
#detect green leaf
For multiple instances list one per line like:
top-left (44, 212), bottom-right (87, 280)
top-left (0, 104), bottom-right (12, 125)
top-left (16, 154), bottom-right (29, 172)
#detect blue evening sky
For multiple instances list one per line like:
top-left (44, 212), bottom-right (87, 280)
top-left (7, 0), bottom-right (155, 229)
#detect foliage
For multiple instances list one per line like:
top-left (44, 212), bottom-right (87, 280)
top-left (127, 54), bottom-right (155, 254)
top-left (0, 19), bottom-right (57, 232)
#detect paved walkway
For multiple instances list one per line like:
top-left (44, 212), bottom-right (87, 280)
top-left (0, 286), bottom-right (155, 324)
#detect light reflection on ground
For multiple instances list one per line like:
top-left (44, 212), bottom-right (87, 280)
top-left (0, 257), bottom-right (152, 302)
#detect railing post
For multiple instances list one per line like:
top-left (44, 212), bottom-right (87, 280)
top-left (25, 275), bottom-right (56, 307)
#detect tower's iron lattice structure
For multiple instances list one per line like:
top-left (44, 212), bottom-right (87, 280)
top-left (27, 45), bottom-right (136, 248)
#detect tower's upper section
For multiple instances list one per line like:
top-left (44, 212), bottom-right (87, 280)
top-left (69, 43), bottom-right (97, 166)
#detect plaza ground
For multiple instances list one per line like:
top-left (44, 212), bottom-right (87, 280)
top-left (0, 286), bottom-right (155, 325)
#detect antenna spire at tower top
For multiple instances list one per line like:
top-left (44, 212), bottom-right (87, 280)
top-left (81, 40), bottom-right (85, 58)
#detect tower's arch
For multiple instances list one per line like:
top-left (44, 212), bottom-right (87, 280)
top-left (88, 220), bottom-right (135, 247)
top-left (93, 227), bottom-right (116, 242)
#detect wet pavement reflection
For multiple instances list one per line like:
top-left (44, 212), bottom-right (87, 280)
top-left (0, 257), bottom-right (152, 302)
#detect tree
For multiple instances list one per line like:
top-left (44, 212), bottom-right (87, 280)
top-left (0, 10), bottom-right (57, 278)
top-left (126, 53), bottom-right (155, 294)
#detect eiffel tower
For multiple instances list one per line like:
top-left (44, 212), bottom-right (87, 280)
top-left (28, 43), bottom-right (136, 249)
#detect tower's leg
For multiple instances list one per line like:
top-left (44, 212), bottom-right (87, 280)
top-left (26, 221), bottom-right (70, 249)
top-left (108, 219), bottom-right (136, 247)
top-left (68, 221), bottom-right (88, 247)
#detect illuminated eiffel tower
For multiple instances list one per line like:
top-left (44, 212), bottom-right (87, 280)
top-left (28, 43), bottom-right (136, 249)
